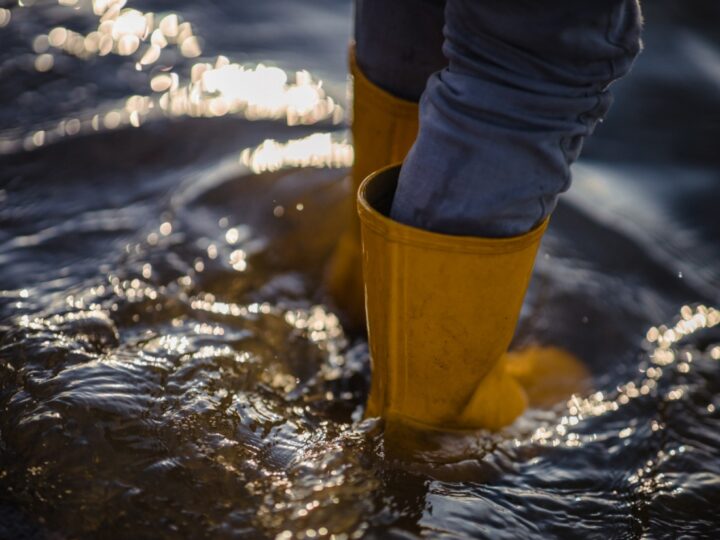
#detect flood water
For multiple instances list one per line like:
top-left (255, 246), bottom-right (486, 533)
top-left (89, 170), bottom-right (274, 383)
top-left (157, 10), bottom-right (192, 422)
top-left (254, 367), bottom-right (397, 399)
top-left (1, 1), bottom-right (719, 538)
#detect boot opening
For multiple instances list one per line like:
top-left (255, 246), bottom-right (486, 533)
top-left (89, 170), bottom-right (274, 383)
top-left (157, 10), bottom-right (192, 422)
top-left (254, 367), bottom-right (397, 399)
top-left (363, 165), bottom-right (400, 218)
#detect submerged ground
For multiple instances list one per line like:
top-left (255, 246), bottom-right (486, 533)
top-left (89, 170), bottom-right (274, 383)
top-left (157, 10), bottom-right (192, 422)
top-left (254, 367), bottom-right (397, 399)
top-left (1, 1), bottom-right (719, 538)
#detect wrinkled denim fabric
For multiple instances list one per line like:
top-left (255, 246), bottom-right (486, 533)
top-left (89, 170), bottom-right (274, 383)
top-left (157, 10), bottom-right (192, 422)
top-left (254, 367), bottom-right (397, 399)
top-left (355, 0), bottom-right (642, 236)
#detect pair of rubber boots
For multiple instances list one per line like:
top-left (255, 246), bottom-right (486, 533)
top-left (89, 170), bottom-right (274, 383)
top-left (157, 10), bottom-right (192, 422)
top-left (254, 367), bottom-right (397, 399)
top-left (326, 51), bottom-right (587, 432)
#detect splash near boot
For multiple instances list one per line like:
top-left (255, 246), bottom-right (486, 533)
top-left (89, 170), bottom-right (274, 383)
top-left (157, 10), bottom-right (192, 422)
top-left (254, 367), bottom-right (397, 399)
top-left (325, 48), bottom-right (418, 328)
top-left (358, 165), bottom-right (588, 431)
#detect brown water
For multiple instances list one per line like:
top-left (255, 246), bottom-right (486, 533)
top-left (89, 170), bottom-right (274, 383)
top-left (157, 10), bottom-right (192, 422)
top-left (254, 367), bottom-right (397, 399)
top-left (2, 1), bottom-right (720, 538)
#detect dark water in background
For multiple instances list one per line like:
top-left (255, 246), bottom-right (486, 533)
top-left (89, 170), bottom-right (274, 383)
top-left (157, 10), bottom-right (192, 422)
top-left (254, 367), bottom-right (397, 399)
top-left (1, 1), bottom-right (719, 538)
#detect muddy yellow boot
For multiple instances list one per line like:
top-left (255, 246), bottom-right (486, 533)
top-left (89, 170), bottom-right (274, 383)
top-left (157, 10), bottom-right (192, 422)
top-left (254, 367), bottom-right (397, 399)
top-left (358, 164), bottom-right (576, 431)
top-left (325, 48), bottom-right (418, 328)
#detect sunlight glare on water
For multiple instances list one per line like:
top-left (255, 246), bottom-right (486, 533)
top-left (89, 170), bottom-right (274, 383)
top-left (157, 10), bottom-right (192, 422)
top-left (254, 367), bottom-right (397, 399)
top-left (240, 133), bottom-right (354, 174)
top-left (0, 0), bottom-right (344, 154)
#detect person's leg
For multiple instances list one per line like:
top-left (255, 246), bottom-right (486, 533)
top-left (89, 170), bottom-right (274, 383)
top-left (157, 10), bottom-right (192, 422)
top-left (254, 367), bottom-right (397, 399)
top-left (325, 0), bottom-right (446, 327)
top-left (391, 0), bottom-right (643, 237)
top-left (359, 1), bottom-right (643, 431)
top-left (354, 0), bottom-right (447, 102)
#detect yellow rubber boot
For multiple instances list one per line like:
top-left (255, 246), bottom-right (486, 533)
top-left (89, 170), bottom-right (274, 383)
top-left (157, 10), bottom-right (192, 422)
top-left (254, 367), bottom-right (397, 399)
top-left (325, 48), bottom-right (419, 328)
top-left (358, 165), bottom-right (571, 431)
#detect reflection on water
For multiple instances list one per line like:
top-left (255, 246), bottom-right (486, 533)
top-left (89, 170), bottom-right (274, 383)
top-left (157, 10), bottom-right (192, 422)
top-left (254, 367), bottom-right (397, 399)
top-left (2, 0), bottom-right (720, 538)
top-left (36, 1), bottom-right (200, 62)
top-left (0, 0), bottom-right (343, 154)
top-left (240, 133), bottom-right (353, 174)
top-left (0, 8), bottom-right (11, 28)
top-left (155, 61), bottom-right (342, 125)
top-left (527, 305), bottom-right (719, 447)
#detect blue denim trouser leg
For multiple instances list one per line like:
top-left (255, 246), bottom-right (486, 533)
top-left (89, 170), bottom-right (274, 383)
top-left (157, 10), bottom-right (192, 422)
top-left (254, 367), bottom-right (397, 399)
top-left (355, 0), bottom-right (643, 237)
top-left (355, 0), bottom-right (447, 102)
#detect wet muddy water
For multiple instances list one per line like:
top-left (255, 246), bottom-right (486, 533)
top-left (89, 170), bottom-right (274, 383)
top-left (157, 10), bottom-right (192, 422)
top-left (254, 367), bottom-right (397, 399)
top-left (1, 1), bottom-right (720, 538)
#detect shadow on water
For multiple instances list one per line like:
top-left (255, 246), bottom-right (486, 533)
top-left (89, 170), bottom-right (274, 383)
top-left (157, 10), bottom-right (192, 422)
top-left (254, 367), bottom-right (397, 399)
top-left (1, 0), bottom-right (719, 538)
